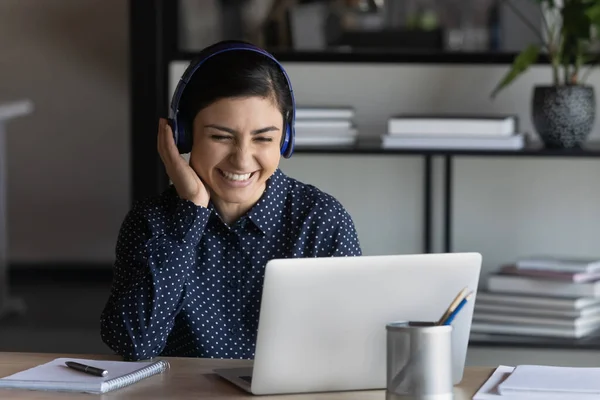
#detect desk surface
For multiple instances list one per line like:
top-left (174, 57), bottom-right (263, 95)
top-left (0, 352), bottom-right (492, 399)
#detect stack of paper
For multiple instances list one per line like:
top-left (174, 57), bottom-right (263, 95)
top-left (294, 106), bottom-right (358, 147)
top-left (474, 364), bottom-right (600, 399)
top-left (472, 256), bottom-right (600, 339)
top-left (381, 114), bottom-right (525, 150)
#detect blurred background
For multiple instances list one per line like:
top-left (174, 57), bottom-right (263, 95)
top-left (178, 0), bottom-right (542, 53)
top-left (2, 0), bottom-right (600, 368)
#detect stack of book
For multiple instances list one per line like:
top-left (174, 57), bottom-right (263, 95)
top-left (294, 106), bottom-right (358, 147)
top-left (471, 257), bottom-right (600, 339)
top-left (381, 114), bottom-right (526, 150)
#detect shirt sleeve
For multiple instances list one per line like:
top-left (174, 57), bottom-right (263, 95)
top-left (328, 208), bottom-right (362, 257)
top-left (313, 198), bottom-right (362, 257)
top-left (100, 198), bottom-right (210, 361)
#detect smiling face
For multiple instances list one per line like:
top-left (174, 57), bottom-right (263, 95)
top-left (189, 96), bottom-right (284, 215)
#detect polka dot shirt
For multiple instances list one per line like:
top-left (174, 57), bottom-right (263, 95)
top-left (100, 168), bottom-right (362, 361)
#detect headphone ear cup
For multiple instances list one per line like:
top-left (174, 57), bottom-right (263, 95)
top-left (280, 124), bottom-right (290, 156)
top-left (167, 118), bottom-right (182, 152)
top-left (176, 116), bottom-right (193, 154)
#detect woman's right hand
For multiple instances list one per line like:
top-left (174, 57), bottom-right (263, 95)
top-left (157, 118), bottom-right (210, 207)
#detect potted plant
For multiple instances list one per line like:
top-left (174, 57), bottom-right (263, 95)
top-left (491, 0), bottom-right (600, 148)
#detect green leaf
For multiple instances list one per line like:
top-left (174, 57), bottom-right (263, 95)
top-left (563, 2), bottom-right (592, 39)
top-left (585, 3), bottom-right (600, 24)
top-left (491, 45), bottom-right (540, 99)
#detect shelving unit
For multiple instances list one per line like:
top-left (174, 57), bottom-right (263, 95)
top-left (129, 1), bottom-right (548, 200)
top-left (129, 0), bottom-right (590, 251)
top-left (293, 140), bottom-right (600, 254)
top-left (130, 0), bottom-right (600, 350)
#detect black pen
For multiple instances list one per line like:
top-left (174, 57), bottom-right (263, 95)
top-left (65, 361), bottom-right (108, 377)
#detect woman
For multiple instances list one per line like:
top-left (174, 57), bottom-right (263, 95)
top-left (100, 41), bottom-right (362, 361)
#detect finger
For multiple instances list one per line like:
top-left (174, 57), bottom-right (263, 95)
top-left (163, 120), bottom-right (181, 159)
top-left (157, 118), bottom-right (166, 149)
top-left (157, 120), bottom-right (171, 166)
top-left (164, 124), bottom-right (191, 176)
top-left (159, 119), bottom-right (177, 164)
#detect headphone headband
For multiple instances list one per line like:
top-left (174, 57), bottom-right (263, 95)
top-left (168, 41), bottom-right (296, 157)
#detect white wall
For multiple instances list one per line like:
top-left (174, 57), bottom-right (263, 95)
top-left (0, 0), bottom-right (129, 264)
top-left (2, 0), bottom-right (599, 279)
top-left (284, 62), bottom-right (600, 281)
top-left (170, 61), bottom-right (600, 282)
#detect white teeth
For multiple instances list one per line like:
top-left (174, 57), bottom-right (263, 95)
top-left (222, 170), bottom-right (252, 181)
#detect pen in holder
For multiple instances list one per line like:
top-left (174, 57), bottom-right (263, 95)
top-left (386, 321), bottom-right (453, 400)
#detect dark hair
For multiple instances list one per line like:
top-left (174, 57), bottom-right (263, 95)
top-left (178, 43), bottom-right (293, 145)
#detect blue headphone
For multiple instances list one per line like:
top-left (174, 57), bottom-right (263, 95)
top-left (168, 41), bottom-right (296, 158)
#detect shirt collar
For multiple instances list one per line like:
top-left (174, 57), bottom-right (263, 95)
top-left (206, 169), bottom-right (288, 236)
top-left (246, 168), bottom-right (288, 236)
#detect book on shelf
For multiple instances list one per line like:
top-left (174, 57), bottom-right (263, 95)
top-left (486, 274), bottom-right (600, 297)
top-left (470, 257), bottom-right (600, 339)
top-left (294, 128), bottom-right (358, 147)
top-left (470, 320), bottom-right (600, 338)
top-left (295, 135), bottom-right (357, 147)
top-left (472, 292), bottom-right (600, 339)
top-left (380, 132), bottom-right (525, 150)
top-left (293, 106), bottom-right (358, 147)
top-left (474, 302), bottom-right (600, 319)
top-left (295, 126), bottom-right (358, 137)
top-left (295, 119), bottom-right (353, 130)
top-left (387, 114), bottom-right (517, 136)
top-left (475, 291), bottom-right (600, 310)
top-left (473, 310), bottom-right (600, 329)
top-left (498, 264), bottom-right (600, 283)
top-left (295, 106), bottom-right (354, 120)
top-left (514, 256), bottom-right (600, 273)
top-left (485, 257), bottom-right (600, 298)
top-left (382, 113), bottom-right (525, 150)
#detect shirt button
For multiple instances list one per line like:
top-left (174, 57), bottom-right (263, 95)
top-left (231, 326), bottom-right (241, 334)
top-left (184, 215), bottom-right (193, 225)
top-left (229, 279), bottom-right (239, 289)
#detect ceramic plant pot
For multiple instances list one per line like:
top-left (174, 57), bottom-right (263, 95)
top-left (531, 85), bottom-right (595, 148)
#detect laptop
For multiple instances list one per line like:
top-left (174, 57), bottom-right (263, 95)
top-left (214, 252), bottom-right (482, 395)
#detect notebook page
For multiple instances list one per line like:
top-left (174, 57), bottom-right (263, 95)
top-left (472, 365), bottom-right (515, 400)
top-left (474, 366), bottom-right (597, 400)
top-left (498, 365), bottom-right (600, 396)
top-left (0, 357), bottom-right (157, 392)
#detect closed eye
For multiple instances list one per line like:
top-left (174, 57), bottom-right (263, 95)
top-left (255, 137), bottom-right (273, 142)
top-left (211, 134), bottom-right (232, 141)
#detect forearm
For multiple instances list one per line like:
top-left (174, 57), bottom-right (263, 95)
top-left (100, 257), bottom-right (189, 359)
top-left (100, 199), bottom-right (209, 360)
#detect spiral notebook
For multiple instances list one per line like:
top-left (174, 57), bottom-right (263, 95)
top-left (0, 357), bottom-right (169, 394)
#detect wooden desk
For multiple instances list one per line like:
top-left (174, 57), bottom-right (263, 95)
top-left (0, 352), bottom-right (492, 399)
